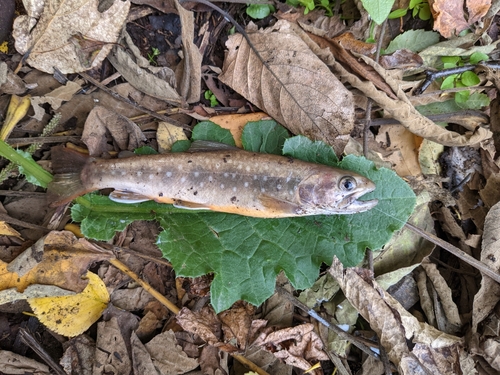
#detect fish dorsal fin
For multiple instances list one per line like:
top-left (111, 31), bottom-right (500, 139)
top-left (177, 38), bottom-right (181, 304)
top-left (188, 140), bottom-right (239, 152)
top-left (258, 195), bottom-right (302, 216)
top-left (109, 190), bottom-right (151, 204)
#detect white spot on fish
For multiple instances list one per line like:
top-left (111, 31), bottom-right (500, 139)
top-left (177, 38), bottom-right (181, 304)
top-left (238, 164), bottom-right (242, 170)
top-left (220, 183), bottom-right (225, 189)
top-left (137, 171), bottom-right (142, 176)
top-left (244, 182), bottom-right (249, 188)
top-left (121, 171), bottom-right (126, 176)
top-left (181, 177), bottom-right (186, 183)
top-left (209, 176), bottom-right (213, 182)
top-left (111, 171), bottom-right (115, 175)
top-left (232, 173), bottom-right (236, 179)
top-left (200, 182), bottom-right (204, 188)
top-left (166, 171), bottom-right (172, 177)
top-left (277, 184), bottom-right (282, 190)
top-left (253, 175), bottom-right (258, 180)
top-left (289, 190), bottom-right (293, 195)
top-left (294, 186), bottom-right (298, 190)
top-left (177, 165), bottom-right (183, 170)
top-left (232, 187), bottom-right (237, 192)
top-left (215, 163), bottom-right (220, 169)
top-left (194, 171), bottom-right (200, 177)
top-left (261, 188), bottom-right (266, 192)
top-left (224, 172), bottom-right (229, 177)
top-left (245, 166), bottom-right (250, 172)
top-left (264, 165), bottom-right (269, 170)
top-left (263, 176), bottom-right (268, 182)
top-left (149, 174), bottom-right (154, 179)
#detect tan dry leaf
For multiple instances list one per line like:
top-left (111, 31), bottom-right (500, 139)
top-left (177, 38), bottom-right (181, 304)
top-left (82, 106), bottom-right (146, 156)
top-left (467, 0), bottom-right (492, 24)
top-left (157, 122), bottom-right (188, 153)
top-left (429, 0), bottom-right (469, 38)
top-left (472, 201), bottom-right (500, 333)
top-left (219, 20), bottom-right (354, 155)
top-left (13, 0), bottom-right (130, 74)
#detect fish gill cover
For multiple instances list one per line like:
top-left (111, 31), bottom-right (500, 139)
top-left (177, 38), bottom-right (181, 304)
top-left (71, 120), bottom-right (416, 312)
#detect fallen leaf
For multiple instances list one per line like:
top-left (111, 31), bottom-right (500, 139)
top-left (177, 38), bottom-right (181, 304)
top-left (472, 201), bottom-right (500, 333)
top-left (13, 0), bottom-right (130, 74)
top-left (82, 106), bottom-right (146, 156)
top-left (0, 221), bottom-right (22, 239)
top-left (0, 350), bottom-right (50, 375)
top-left (94, 317), bottom-right (132, 374)
top-left (219, 20), bottom-right (354, 155)
top-left (28, 271), bottom-right (109, 337)
top-left (466, 0), bottom-right (491, 24)
top-left (210, 112), bottom-right (269, 147)
top-left (157, 122), bottom-right (188, 153)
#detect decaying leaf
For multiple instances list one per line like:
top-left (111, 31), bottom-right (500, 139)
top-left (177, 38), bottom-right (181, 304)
top-left (82, 106), bottom-right (146, 156)
top-left (219, 20), bottom-right (354, 155)
top-left (13, 0), bottom-right (130, 74)
top-left (157, 122), bottom-right (188, 153)
top-left (329, 257), bottom-right (467, 374)
top-left (472, 201), bottom-right (500, 333)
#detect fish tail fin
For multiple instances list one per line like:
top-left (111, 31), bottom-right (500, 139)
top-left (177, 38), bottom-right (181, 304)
top-left (48, 146), bottom-right (92, 206)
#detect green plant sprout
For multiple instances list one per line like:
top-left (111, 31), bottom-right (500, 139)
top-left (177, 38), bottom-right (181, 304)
top-left (286, 0), bottom-right (333, 16)
top-left (439, 52), bottom-right (490, 109)
top-left (204, 90), bottom-right (220, 107)
top-left (388, 0), bottom-right (430, 22)
top-left (246, 4), bottom-right (275, 19)
top-left (147, 47), bottom-right (160, 65)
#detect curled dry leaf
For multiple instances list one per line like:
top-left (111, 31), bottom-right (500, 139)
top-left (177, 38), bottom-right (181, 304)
top-left (329, 257), bottom-right (466, 374)
top-left (219, 20), bottom-right (354, 155)
top-left (472, 201), bottom-right (500, 333)
top-left (13, 0), bottom-right (130, 74)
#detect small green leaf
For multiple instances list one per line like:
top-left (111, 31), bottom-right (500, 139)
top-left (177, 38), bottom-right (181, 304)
top-left (460, 71), bottom-right (480, 86)
top-left (418, 3), bottom-right (431, 20)
top-left (241, 120), bottom-right (289, 154)
top-left (192, 121), bottom-right (236, 146)
top-left (454, 90), bottom-right (470, 104)
top-left (440, 74), bottom-right (457, 90)
top-left (385, 30), bottom-right (440, 54)
top-left (134, 146), bottom-right (158, 155)
top-left (388, 8), bottom-right (408, 19)
top-left (286, 0), bottom-right (300, 7)
top-left (409, 0), bottom-right (423, 8)
top-left (282, 135), bottom-right (338, 165)
top-left (441, 56), bottom-right (460, 66)
top-left (246, 4), bottom-right (274, 19)
top-left (470, 52), bottom-right (488, 64)
top-left (361, 0), bottom-right (396, 25)
top-left (171, 140), bottom-right (192, 153)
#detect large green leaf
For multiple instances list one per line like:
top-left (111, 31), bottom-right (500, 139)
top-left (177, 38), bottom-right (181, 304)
top-left (71, 121), bottom-right (416, 312)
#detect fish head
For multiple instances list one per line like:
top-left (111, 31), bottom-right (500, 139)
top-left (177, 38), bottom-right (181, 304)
top-left (297, 170), bottom-right (378, 214)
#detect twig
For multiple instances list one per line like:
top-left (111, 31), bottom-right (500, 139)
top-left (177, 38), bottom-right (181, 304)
top-left (405, 222), bottom-right (500, 283)
top-left (18, 328), bottom-right (66, 375)
top-left (0, 212), bottom-right (50, 232)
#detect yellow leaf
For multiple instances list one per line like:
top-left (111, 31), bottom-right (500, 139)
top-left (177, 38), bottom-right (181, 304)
top-left (0, 95), bottom-right (31, 140)
top-left (0, 221), bottom-right (23, 239)
top-left (28, 271), bottom-right (109, 337)
top-left (157, 121), bottom-right (188, 152)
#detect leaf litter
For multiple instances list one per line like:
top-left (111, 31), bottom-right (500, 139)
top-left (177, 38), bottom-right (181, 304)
top-left (1, 0), bottom-right (500, 373)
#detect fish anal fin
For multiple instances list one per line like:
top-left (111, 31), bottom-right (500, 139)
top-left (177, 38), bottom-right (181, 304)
top-left (173, 200), bottom-right (212, 210)
top-left (109, 190), bottom-right (152, 204)
top-left (258, 195), bottom-right (301, 216)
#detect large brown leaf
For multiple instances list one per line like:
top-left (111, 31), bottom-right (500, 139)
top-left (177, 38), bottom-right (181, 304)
top-left (219, 20), bottom-right (354, 154)
top-left (13, 0), bottom-right (130, 74)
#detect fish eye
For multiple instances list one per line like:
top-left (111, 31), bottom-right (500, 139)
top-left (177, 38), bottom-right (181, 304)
top-left (339, 177), bottom-right (356, 192)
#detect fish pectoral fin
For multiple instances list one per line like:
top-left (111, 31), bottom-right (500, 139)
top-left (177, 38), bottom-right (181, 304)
top-left (259, 195), bottom-right (301, 216)
top-left (109, 190), bottom-right (151, 204)
top-left (188, 140), bottom-right (239, 152)
top-left (173, 200), bottom-right (212, 210)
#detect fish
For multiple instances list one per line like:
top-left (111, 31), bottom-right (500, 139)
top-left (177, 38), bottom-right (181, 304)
top-left (48, 142), bottom-right (378, 218)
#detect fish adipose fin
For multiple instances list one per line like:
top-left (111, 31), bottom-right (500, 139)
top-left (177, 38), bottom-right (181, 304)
top-left (259, 195), bottom-right (301, 217)
top-left (109, 190), bottom-right (151, 204)
top-left (48, 146), bottom-right (93, 206)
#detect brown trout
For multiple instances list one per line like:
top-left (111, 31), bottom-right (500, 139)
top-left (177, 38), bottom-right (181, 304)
top-left (49, 144), bottom-right (377, 217)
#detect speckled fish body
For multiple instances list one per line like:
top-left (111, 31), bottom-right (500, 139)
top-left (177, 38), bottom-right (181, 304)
top-left (50, 146), bottom-right (378, 217)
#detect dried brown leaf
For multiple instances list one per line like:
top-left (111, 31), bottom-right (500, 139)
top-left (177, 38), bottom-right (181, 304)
top-left (429, 0), bottom-right (469, 38)
top-left (467, 0), bottom-right (491, 24)
top-left (13, 0), bottom-right (130, 74)
top-left (329, 257), bottom-right (465, 374)
top-left (472, 201), bottom-right (500, 333)
top-left (219, 20), bottom-right (354, 155)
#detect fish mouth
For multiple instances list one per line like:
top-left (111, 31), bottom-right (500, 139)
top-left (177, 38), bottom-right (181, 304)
top-left (339, 185), bottom-right (378, 213)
